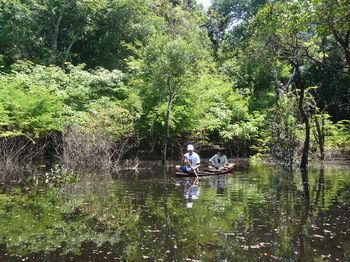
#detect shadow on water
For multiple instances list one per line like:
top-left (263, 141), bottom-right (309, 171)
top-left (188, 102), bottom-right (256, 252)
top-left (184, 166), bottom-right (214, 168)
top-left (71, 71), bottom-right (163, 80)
top-left (0, 162), bottom-right (349, 261)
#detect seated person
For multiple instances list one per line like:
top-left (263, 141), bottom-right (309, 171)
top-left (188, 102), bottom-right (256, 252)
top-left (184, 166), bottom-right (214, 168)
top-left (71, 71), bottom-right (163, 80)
top-left (175, 144), bottom-right (200, 174)
top-left (209, 150), bottom-right (228, 170)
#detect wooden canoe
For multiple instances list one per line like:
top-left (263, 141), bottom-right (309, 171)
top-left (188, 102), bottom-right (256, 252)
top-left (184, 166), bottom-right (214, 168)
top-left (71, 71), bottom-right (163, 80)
top-left (175, 163), bottom-right (235, 177)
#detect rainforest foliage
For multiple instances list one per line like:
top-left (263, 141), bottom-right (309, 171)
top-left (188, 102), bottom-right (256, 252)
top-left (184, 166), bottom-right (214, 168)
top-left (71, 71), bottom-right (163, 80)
top-left (0, 0), bottom-right (349, 166)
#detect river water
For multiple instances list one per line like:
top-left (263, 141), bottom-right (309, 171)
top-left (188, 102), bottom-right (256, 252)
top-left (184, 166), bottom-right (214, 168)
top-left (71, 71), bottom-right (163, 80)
top-left (0, 163), bottom-right (349, 261)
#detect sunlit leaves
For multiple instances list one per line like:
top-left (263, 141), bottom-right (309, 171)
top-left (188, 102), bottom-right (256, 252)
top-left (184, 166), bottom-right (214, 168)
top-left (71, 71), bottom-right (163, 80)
top-left (0, 61), bottom-right (141, 139)
top-left (326, 120), bottom-right (350, 152)
top-left (0, 80), bottom-right (64, 138)
top-left (133, 3), bottom-right (212, 138)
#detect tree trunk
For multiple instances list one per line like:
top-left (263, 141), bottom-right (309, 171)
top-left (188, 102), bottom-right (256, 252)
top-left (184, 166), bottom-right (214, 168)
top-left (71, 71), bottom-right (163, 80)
top-left (332, 29), bottom-right (350, 68)
top-left (62, 38), bottom-right (77, 67)
top-left (51, 7), bottom-right (64, 62)
top-left (295, 66), bottom-right (310, 169)
top-left (301, 119), bottom-right (310, 169)
top-left (313, 115), bottom-right (325, 161)
top-left (162, 94), bottom-right (173, 165)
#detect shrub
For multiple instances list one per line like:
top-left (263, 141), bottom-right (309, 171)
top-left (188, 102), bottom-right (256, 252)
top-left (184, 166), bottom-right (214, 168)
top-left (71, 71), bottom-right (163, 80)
top-left (0, 80), bottom-right (63, 139)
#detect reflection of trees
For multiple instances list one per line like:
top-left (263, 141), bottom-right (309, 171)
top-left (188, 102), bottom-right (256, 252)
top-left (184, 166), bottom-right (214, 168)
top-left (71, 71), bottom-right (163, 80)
top-left (1, 165), bottom-right (349, 260)
top-left (314, 165), bottom-right (325, 208)
top-left (161, 169), bottom-right (175, 261)
top-left (215, 165), bottom-right (350, 260)
top-left (295, 169), bottom-right (310, 261)
top-left (109, 166), bottom-right (349, 260)
top-left (0, 182), bottom-right (140, 257)
top-left (280, 166), bottom-right (348, 261)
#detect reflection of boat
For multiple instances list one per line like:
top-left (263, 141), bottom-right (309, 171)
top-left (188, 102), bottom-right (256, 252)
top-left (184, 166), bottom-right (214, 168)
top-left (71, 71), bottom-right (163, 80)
top-left (175, 163), bottom-right (235, 177)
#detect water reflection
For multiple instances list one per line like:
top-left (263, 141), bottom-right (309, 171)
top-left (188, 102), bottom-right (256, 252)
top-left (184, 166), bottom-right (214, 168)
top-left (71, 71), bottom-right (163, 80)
top-left (208, 175), bottom-right (228, 195)
top-left (177, 175), bottom-right (229, 208)
top-left (0, 164), bottom-right (349, 261)
top-left (295, 169), bottom-right (311, 261)
top-left (314, 165), bottom-right (325, 208)
top-left (176, 178), bottom-right (201, 208)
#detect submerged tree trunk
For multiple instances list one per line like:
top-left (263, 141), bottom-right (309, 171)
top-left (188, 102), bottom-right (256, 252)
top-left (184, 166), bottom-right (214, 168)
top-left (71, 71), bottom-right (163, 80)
top-left (301, 119), bottom-right (310, 169)
top-left (162, 94), bottom-right (173, 165)
top-left (313, 114), bottom-right (325, 161)
top-left (295, 65), bottom-right (310, 169)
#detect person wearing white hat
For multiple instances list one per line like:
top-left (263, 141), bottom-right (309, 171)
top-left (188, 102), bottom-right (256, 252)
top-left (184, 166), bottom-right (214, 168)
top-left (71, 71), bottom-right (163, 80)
top-left (175, 144), bottom-right (201, 174)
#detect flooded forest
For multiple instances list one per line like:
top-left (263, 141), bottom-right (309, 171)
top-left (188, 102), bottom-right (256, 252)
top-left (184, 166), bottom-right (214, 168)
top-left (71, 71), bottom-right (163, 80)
top-left (0, 0), bottom-right (349, 261)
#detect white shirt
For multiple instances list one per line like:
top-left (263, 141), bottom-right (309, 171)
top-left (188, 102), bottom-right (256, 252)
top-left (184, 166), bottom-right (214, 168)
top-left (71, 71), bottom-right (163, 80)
top-left (184, 152), bottom-right (200, 171)
top-left (209, 154), bottom-right (228, 167)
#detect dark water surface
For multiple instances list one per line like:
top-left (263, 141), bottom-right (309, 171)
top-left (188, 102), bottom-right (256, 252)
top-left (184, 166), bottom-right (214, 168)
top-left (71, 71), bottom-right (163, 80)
top-left (0, 163), bottom-right (349, 261)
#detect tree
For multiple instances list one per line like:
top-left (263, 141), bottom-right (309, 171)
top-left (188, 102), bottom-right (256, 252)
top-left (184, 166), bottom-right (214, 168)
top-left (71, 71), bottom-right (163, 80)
top-left (75, 0), bottom-right (160, 70)
top-left (39, 0), bottom-right (99, 66)
top-left (248, 1), bottom-right (323, 169)
top-left (269, 92), bottom-right (300, 168)
top-left (0, 0), bottom-right (159, 69)
top-left (310, 0), bottom-right (350, 69)
top-left (207, 0), bottom-right (268, 54)
top-left (137, 34), bottom-right (207, 163)
top-left (131, 4), bottom-right (210, 163)
top-left (0, 0), bottom-right (43, 65)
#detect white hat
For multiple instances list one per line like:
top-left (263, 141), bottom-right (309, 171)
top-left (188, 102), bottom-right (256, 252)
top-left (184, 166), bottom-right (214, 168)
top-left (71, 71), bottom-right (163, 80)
top-left (187, 144), bottom-right (194, 151)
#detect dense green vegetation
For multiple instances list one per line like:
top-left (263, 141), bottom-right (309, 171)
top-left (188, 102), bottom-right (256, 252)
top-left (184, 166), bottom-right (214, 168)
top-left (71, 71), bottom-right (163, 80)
top-left (0, 0), bottom-right (349, 170)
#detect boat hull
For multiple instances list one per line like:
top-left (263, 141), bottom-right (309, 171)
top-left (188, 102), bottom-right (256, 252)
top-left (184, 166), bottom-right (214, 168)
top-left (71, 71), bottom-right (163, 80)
top-left (175, 163), bottom-right (235, 177)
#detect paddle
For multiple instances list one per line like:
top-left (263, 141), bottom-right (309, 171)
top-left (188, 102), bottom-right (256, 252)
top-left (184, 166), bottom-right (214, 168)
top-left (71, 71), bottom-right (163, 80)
top-left (185, 158), bottom-right (199, 178)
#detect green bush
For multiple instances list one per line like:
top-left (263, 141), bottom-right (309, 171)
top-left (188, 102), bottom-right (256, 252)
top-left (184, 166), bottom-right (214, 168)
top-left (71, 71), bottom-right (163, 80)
top-left (0, 61), bottom-right (141, 140)
top-left (326, 120), bottom-right (350, 153)
top-left (0, 80), bottom-right (63, 139)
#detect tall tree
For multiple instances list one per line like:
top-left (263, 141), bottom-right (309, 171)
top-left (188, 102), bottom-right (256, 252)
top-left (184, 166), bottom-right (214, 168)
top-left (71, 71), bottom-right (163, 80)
top-left (207, 0), bottom-right (268, 53)
top-left (132, 4), bottom-right (210, 163)
top-left (249, 1), bottom-right (321, 168)
top-left (0, 0), bottom-right (159, 69)
top-left (310, 0), bottom-right (350, 69)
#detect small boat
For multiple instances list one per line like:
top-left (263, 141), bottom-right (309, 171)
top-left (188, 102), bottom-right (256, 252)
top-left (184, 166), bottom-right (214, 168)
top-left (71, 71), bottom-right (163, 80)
top-left (175, 163), bottom-right (235, 177)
